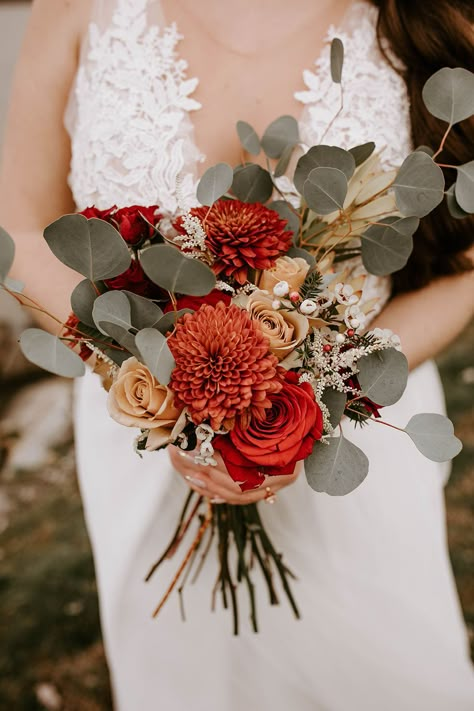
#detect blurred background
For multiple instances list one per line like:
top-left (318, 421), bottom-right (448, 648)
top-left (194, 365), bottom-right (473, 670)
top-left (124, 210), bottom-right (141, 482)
top-left (0, 2), bottom-right (473, 709)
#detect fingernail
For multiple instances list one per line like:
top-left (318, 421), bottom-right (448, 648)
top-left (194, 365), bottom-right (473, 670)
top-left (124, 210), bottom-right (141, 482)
top-left (185, 475), bottom-right (206, 488)
top-left (210, 497), bottom-right (226, 504)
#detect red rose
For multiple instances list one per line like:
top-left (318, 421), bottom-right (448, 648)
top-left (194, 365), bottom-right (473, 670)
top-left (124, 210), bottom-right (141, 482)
top-left (80, 205), bottom-right (117, 220)
top-left (104, 259), bottom-right (166, 299)
top-left (79, 204), bottom-right (161, 245)
top-left (112, 205), bottom-right (161, 245)
top-left (214, 370), bottom-right (324, 491)
top-left (163, 289), bottom-right (232, 313)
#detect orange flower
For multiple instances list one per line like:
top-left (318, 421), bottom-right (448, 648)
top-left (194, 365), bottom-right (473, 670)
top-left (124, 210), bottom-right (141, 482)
top-left (168, 302), bottom-right (282, 430)
top-left (176, 199), bottom-right (292, 284)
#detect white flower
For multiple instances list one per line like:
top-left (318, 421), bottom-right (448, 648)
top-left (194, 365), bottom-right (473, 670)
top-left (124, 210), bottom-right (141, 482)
top-left (273, 280), bottom-right (290, 297)
top-left (300, 298), bottom-right (318, 315)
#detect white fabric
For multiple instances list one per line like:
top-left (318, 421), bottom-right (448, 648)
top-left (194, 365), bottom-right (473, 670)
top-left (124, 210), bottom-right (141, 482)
top-left (67, 0), bottom-right (474, 708)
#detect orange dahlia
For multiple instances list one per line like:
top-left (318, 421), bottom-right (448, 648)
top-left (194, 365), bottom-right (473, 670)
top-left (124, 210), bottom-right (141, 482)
top-left (177, 199), bottom-right (293, 285)
top-left (168, 302), bottom-right (283, 430)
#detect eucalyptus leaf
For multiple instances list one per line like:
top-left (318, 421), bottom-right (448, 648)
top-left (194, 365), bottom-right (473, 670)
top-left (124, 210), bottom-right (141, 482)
top-left (71, 279), bottom-right (98, 327)
top-left (404, 413), bottom-right (462, 462)
top-left (357, 347), bottom-right (408, 406)
top-left (274, 143), bottom-right (295, 178)
top-left (135, 328), bottom-right (175, 385)
top-left (294, 145), bottom-right (355, 194)
top-left (261, 115), bottom-right (299, 159)
top-left (0, 226), bottom-right (15, 284)
top-left (422, 67), bottom-right (474, 125)
top-left (330, 38), bottom-right (344, 84)
top-left (98, 322), bottom-right (140, 359)
top-left (286, 247), bottom-right (316, 268)
top-left (44, 215), bottom-right (131, 281)
top-left (196, 163), bottom-right (234, 206)
top-left (305, 435), bottom-right (369, 496)
top-left (236, 121), bottom-right (261, 156)
top-left (19, 328), bottom-right (86, 378)
top-left (393, 152), bottom-right (444, 218)
top-left (349, 142), bottom-right (376, 167)
top-left (140, 244), bottom-right (216, 296)
top-left (415, 145), bottom-right (435, 156)
top-left (455, 161), bottom-right (474, 213)
top-left (232, 164), bottom-right (274, 203)
top-left (446, 184), bottom-right (470, 220)
top-left (154, 309), bottom-right (194, 336)
top-left (92, 290), bottom-right (132, 335)
top-left (304, 167), bottom-right (348, 215)
top-left (122, 291), bottom-right (164, 330)
top-left (269, 200), bottom-right (300, 239)
top-left (361, 216), bottom-right (418, 276)
top-left (321, 388), bottom-right (347, 429)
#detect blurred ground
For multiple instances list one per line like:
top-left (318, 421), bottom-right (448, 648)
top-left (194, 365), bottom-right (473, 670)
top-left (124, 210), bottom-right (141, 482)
top-left (0, 3), bottom-right (473, 710)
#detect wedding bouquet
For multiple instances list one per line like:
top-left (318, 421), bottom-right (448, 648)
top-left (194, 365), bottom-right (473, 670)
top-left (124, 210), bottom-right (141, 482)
top-left (1, 40), bottom-right (473, 633)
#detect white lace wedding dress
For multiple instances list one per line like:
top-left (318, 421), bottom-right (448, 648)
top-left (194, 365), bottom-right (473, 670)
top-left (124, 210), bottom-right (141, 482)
top-left (66, 1), bottom-right (474, 709)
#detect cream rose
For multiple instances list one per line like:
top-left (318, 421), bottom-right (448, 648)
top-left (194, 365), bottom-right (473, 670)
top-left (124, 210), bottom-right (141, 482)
top-left (258, 256), bottom-right (310, 293)
top-left (247, 290), bottom-right (309, 360)
top-left (107, 357), bottom-right (185, 450)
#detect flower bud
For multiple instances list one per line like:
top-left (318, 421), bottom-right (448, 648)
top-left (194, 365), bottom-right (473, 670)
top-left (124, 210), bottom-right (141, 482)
top-left (300, 299), bottom-right (318, 315)
top-left (273, 280), bottom-right (290, 297)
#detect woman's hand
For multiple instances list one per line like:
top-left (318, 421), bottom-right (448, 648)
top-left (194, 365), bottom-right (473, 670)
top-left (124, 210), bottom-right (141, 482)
top-left (168, 445), bottom-right (302, 505)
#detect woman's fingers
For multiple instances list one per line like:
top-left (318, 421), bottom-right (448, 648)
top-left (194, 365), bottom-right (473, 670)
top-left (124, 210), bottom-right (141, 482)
top-left (168, 445), bottom-right (303, 505)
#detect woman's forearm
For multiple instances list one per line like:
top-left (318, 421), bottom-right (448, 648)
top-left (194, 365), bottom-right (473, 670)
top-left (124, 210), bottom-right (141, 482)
top-left (369, 267), bottom-right (474, 370)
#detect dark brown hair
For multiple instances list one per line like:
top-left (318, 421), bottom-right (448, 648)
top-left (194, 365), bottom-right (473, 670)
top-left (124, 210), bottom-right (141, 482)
top-left (369, 0), bottom-right (474, 293)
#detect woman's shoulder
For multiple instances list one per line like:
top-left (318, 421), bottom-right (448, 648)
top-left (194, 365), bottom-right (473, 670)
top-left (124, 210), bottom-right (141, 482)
top-left (29, 0), bottom-right (94, 47)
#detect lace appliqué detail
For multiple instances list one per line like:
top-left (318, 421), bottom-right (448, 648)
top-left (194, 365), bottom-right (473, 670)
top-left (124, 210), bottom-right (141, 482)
top-left (295, 4), bottom-right (412, 171)
top-left (67, 0), bottom-right (202, 214)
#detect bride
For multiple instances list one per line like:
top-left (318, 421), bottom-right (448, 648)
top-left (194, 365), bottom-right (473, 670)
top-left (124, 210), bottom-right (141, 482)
top-left (1, 0), bottom-right (474, 708)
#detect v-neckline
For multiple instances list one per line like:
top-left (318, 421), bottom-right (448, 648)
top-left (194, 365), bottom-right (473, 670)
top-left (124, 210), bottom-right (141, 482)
top-left (151, 0), bottom-right (362, 176)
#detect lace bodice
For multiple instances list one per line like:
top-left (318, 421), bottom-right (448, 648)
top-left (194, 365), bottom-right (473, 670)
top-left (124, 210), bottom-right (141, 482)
top-left (65, 0), bottom-right (412, 310)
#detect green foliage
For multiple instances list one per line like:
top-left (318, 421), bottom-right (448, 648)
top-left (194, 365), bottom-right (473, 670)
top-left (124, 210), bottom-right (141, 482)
top-left (305, 434), bottom-right (369, 495)
top-left (232, 164), bottom-right (274, 203)
top-left (135, 328), bottom-right (175, 385)
top-left (44, 215), bottom-right (131, 281)
top-left (300, 269), bottom-right (323, 300)
top-left (303, 166), bottom-right (348, 214)
top-left (404, 413), bottom-right (463, 462)
top-left (19, 328), bottom-right (86, 378)
top-left (349, 142), bottom-right (375, 166)
top-left (0, 226), bottom-right (15, 284)
top-left (361, 216), bottom-right (419, 276)
top-left (321, 388), bottom-right (347, 429)
top-left (330, 37), bottom-right (344, 84)
top-left (455, 161), bottom-right (474, 213)
top-left (196, 163), bottom-right (233, 206)
top-left (236, 121), bottom-right (261, 155)
top-left (261, 115), bottom-right (299, 159)
top-left (446, 184), bottom-right (470, 220)
top-left (140, 244), bottom-right (216, 296)
top-left (422, 67), bottom-right (474, 125)
top-left (294, 145), bottom-right (355, 194)
top-left (92, 290), bottom-right (132, 336)
top-left (71, 279), bottom-right (98, 328)
top-left (393, 152), bottom-right (445, 218)
top-left (357, 348), bottom-right (408, 406)
top-left (268, 200), bottom-right (300, 238)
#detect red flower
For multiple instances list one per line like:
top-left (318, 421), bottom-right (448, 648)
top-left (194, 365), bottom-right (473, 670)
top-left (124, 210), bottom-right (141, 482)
top-left (214, 370), bottom-right (324, 491)
top-left (112, 205), bottom-right (160, 245)
top-left (168, 302), bottom-right (282, 430)
top-left (80, 205), bottom-right (117, 220)
top-left (175, 199), bottom-right (292, 285)
top-left (79, 204), bottom-right (161, 245)
top-left (63, 313), bottom-right (94, 361)
top-left (163, 289), bottom-right (232, 313)
top-left (104, 259), bottom-right (166, 299)
top-left (345, 376), bottom-right (382, 419)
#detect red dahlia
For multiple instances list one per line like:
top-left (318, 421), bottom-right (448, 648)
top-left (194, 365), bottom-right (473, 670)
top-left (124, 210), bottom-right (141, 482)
top-left (176, 199), bottom-right (292, 285)
top-left (168, 302), bottom-right (282, 430)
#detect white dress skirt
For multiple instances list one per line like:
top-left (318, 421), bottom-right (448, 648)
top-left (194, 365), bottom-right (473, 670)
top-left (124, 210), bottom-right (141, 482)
top-left (68, 0), bottom-right (474, 708)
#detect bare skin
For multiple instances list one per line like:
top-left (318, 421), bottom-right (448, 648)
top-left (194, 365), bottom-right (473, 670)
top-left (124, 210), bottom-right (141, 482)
top-left (1, 0), bottom-right (473, 504)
